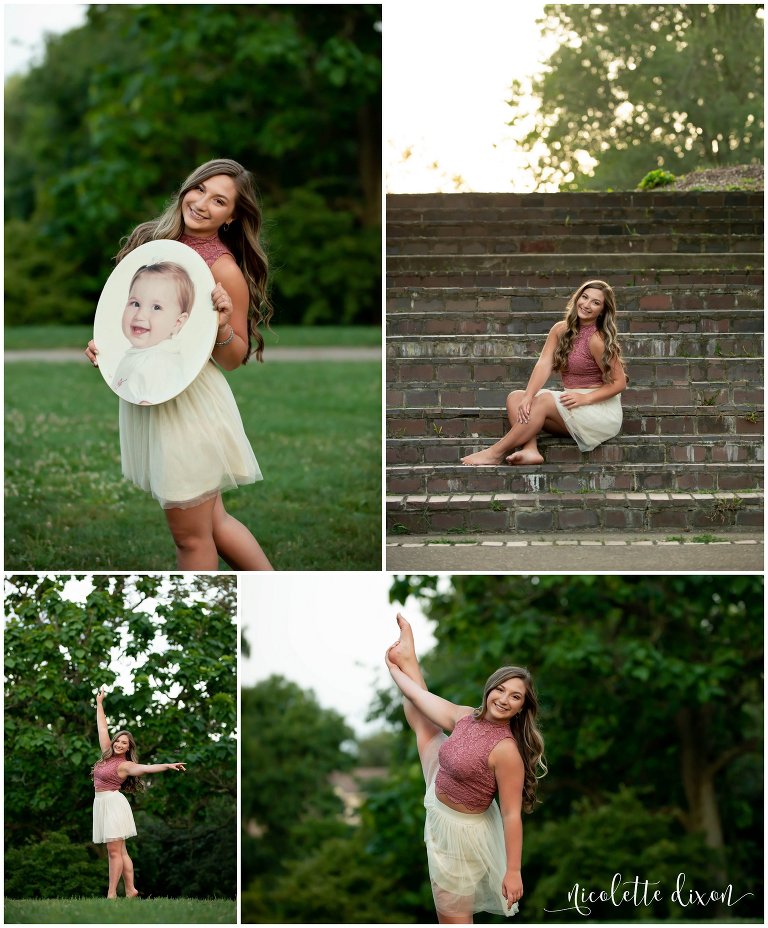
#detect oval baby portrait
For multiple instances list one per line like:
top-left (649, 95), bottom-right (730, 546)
top-left (94, 240), bottom-right (218, 405)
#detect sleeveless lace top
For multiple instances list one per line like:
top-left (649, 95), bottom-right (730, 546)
top-left (93, 753), bottom-right (126, 791)
top-left (179, 232), bottom-right (235, 269)
top-left (435, 715), bottom-right (514, 811)
top-left (561, 322), bottom-right (604, 388)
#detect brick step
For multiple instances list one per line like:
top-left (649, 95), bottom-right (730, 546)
top-left (387, 380), bottom-right (762, 410)
top-left (387, 191), bottom-right (763, 210)
top-left (388, 355), bottom-right (762, 386)
top-left (386, 406), bottom-right (764, 439)
top-left (387, 435), bottom-right (764, 466)
top-left (386, 285), bottom-right (764, 314)
top-left (385, 490), bottom-right (764, 535)
top-left (389, 269), bottom-right (762, 290)
top-left (387, 309), bottom-right (765, 336)
top-left (387, 234), bottom-right (763, 256)
top-left (387, 462), bottom-right (764, 495)
top-left (387, 218), bottom-right (764, 238)
top-left (387, 206), bottom-right (762, 227)
top-left (387, 332), bottom-right (764, 360)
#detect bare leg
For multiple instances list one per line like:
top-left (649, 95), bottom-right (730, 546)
top-left (106, 839), bottom-right (124, 898)
top-left (462, 392), bottom-right (568, 466)
top-left (120, 841), bottom-right (138, 897)
top-left (388, 614), bottom-right (442, 754)
top-left (211, 494), bottom-right (273, 571)
top-left (164, 498), bottom-right (219, 569)
top-left (437, 911), bottom-right (473, 924)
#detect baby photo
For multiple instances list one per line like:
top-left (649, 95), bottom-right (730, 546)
top-left (113, 262), bottom-right (195, 405)
top-left (93, 238), bottom-right (218, 407)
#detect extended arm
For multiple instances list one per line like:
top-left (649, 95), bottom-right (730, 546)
top-left (210, 257), bottom-right (250, 370)
top-left (120, 761), bottom-right (186, 777)
top-left (386, 652), bottom-right (472, 732)
top-left (492, 739), bottom-right (525, 909)
top-left (96, 688), bottom-right (111, 753)
top-left (517, 323), bottom-right (564, 421)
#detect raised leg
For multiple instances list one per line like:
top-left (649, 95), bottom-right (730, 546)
top-left (388, 614), bottom-right (442, 756)
top-left (211, 494), bottom-right (273, 571)
top-left (106, 839), bottom-right (124, 898)
top-left (462, 392), bottom-right (568, 466)
top-left (164, 497), bottom-right (219, 569)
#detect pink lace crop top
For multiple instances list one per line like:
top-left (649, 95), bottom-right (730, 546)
top-left (561, 323), bottom-right (604, 388)
top-left (93, 754), bottom-right (126, 791)
top-left (179, 232), bottom-right (235, 269)
top-left (435, 715), bottom-right (514, 811)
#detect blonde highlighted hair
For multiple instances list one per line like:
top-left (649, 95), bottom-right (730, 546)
top-left (117, 158), bottom-right (272, 363)
top-left (474, 665), bottom-right (547, 813)
top-left (552, 280), bottom-right (625, 382)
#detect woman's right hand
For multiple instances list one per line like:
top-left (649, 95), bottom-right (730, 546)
top-left (517, 394), bottom-right (534, 424)
top-left (96, 686), bottom-right (106, 705)
top-left (166, 762), bottom-right (187, 772)
top-left (85, 339), bottom-right (99, 367)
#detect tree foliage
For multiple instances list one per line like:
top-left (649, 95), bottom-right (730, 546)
top-left (5, 4), bottom-right (381, 326)
top-left (508, 4), bottom-right (764, 189)
top-left (4, 574), bottom-right (237, 899)
top-left (377, 575), bottom-right (763, 921)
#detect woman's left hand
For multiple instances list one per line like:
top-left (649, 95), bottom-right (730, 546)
top-left (560, 391), bottom-right (591, 410)
top-left (502, 869), bottom-right (523, 909)
top-left (211, 283), bottom-right (234, 331)
top-left (166, 762), bottom-right (187, 772)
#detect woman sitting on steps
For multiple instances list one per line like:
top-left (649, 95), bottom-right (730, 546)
top-left (461, 279), bottom-right (627, 466)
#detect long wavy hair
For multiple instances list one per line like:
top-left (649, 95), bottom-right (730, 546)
top-left (474, 666), bottom-right (547, 813)
top-left (90, 729), bottom-right (144, 795)
top-left (116, 158), bottom-right (272, 363)
top-left (552, 280), bottom-right (625, 383)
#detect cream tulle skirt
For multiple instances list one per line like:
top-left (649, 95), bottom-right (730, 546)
top-left (421, 733), bottom-right (518, 919)
top-left (119, 360), bottom-right (262, 509)
top-left (538, 387), bottom-right (622, 452)
top-left (93, 790), bottom-right (137, 844)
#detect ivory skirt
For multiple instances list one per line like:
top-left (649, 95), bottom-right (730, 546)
top-left (120, 360), bottom-right (262, 509)
top-left (93, 790), bottom-right (137, 844)
top-left (421, 733), bottom-right (518, 919)
top-left (538, 387), bottom-right (622, 452)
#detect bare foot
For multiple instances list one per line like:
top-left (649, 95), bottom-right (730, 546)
top-left (461, 449), bottom-right (504, 466)
top-left (505, 449), bottom-right (545, 465)
top-left (126, 889), bottom-right (140, 899)
top-left (388, 613), bottom-right (419, 675)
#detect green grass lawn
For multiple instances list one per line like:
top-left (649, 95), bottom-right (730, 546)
top-left (4, 897), bottom-right (235, 923)
top-left (4, 324), bottom-right (381, 350)
top-left (5, 359), bottom-right (380, 570)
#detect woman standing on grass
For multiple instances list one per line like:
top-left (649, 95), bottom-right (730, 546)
top-left (461, 279), bottom-right (627, 466)
top-left (385, 614), bottom-right (546, 923)
top-left (86, 158), bottom-right (274, 570)
top-left (92, 687), bottom-right (186, 899)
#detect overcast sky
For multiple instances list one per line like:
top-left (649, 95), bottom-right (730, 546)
top-left (4, 4), bottom-right (87, 77)
top-left (240, 572), bottom-right (439, 737)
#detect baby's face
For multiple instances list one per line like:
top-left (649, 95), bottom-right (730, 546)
top-left (122, 275), bottom-right (188, 348)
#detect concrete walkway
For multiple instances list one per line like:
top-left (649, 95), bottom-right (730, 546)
top-left (5, 347), bottom-right (381, 363)
top-left (387, 533), bottom-right (764, 571)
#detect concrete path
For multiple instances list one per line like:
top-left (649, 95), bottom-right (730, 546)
top-left (387, 533), bottom-right (764, 571)
top-left (5, 346), bottom-right (380, 363)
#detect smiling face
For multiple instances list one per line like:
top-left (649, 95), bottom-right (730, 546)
top-left (575, 286), bottom-right (606, 325)
top-left (112, 733), bottom-right (131, 755)
top-left (181, 173), bottom-right (238, 237)
top-left (122, 273), bottom-right (188, 348)
top-left (484, 676), bottom-right (527, 722)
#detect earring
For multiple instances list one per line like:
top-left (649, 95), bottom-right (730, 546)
top-left (222, 222), bottom-right (230, 232)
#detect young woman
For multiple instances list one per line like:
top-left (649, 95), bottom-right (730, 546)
top-left (92, 687), bottom-right (186, 899)
top-left (461, 279), bottom-right (627, 466)
top-left (386, 614), bottom-right (546, 923)
top-left (86, 158), bottom-right (274, 570)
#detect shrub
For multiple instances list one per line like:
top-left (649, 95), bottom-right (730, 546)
top-left (638, 169), bottom-right (676, 190)
top-left (4, 831), bottom-right (105, 898)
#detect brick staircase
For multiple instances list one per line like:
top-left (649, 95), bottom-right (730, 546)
top-left (386, 192), bottom-right (764, 537)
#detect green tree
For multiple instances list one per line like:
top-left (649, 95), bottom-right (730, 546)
top-left (5, 4), bottom-right (381, 326)
top-left (508, 5), bottom-right (764, 189)
top-left (377, 575), bottom-right (763, 921)
top-left (4, 574), bottom-right (237, 898)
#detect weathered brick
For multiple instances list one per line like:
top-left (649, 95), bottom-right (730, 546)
top-left (515, 510), bottom-right (554, 532)
top-left (469, 510), bottom-right (509, 531)
top-left (558, 509), bottom-right (599, 530)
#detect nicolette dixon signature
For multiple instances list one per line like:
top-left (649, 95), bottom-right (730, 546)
top-left (544, 872), bottom-right (754, 916)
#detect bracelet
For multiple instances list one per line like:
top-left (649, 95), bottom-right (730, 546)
top-left (215, 325), bottom-right (235, 347)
